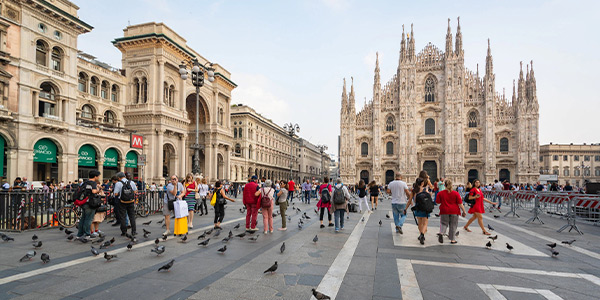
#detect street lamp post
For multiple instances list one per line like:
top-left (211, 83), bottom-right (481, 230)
top-left (283, 123), bottom-right (299, 181)
top-left (317, 144), bottom-right (328, 178)
top-left (179, 58), bottom-right (215, 175)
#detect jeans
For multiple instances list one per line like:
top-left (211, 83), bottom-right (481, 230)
top-left (287, 190), bottom-right (294, 202)
top-left (245, 203), bottom-right (259, 229)
top-left (118, 202), bottom-right (136, 234)
top-left (304, 191), bottom-right (310, 204)
top-left (495, 194), bottom-right (502, 208)
top-left (199, 197), bottom-right (208, 215)
top-left (77, 204), bottom-right (96, 237)
top-left (334, 209), bottom-right (345, 230)
top-left (391, 203), bottom-right (407, 228)
top-left (113, 200), bottom-right (129, 226)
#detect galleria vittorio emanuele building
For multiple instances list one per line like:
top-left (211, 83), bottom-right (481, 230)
top-left (339, 18), bottom-right (540, 186)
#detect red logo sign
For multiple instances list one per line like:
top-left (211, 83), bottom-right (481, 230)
top-left (131, 134), bottom-right (143, 149)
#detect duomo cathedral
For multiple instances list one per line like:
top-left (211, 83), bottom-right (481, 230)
top-left (339, 18), bottom-right (540, 185)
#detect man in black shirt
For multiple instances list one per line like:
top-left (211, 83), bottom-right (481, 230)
top-left (76, 170), bottom-right (103, 241)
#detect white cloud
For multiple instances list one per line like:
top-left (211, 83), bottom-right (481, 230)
top-left (232, 73), bottom-right (291, 124)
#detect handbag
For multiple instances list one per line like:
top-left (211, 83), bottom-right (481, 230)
top-left (88, 195), bottom-right (103, 209)
top-left (195, 192), bottom-right (201, 200)
top-left (95, 205), bottom-right (107, 213)
top-left (174, 200), bottom-right (189, 218)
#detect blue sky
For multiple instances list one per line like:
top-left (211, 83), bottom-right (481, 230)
top-left (76, 0), bottom-right (600, 156)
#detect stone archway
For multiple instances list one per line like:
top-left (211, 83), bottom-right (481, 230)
top-left (163, 143), bottom-right (177, 178)
top-left (216, 153), bottom-right (224, 179)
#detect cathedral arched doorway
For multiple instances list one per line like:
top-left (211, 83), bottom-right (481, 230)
top-left (360, 170), bottom-right (369, 184)
top-left (423, 161), bottom-right (437, 181)
top-left (499, 169), bottom-right (510, 182)
top-left (385, 170), bottom-right (394, 184)
top-left (468, 169), bottom-right (479, 183)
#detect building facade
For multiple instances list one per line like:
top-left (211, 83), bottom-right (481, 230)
top-left (230, 104), bottom-right (327, 183)
top-left (339, 18), bottom-right (540, 186)
top-left (539, 143), bottom-right (600, 186)
top-left (0, 0), bottom-right (235, 185)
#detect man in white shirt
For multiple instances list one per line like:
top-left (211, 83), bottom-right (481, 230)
top-left (493, 179), bottom-right (503, 209)
top-left (386, 174), bottom-right (411, 234)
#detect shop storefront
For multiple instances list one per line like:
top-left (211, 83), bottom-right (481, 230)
top-left (0, 135), bottom-right (6, 181)
top-left (103, 148), bottom-right (120, 180)
top-left (125, 151), bottom-right (138, 179)
top-left (78, 144), bottom-right (97, 179)
top-left (33, 138), bottom-right (59, 183)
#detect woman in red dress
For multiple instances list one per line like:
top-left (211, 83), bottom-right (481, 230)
top-left (463, 179), bottom-right (497, 235)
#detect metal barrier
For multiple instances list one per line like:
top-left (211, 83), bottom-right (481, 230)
top-left (0, 190), bottom-right (165, 232)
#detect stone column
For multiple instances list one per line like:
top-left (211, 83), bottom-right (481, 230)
top-left (179, 134), bottom-right (187, 175)
top-left (98, 158), bottom-right (104, 180)
top-left (156, 130), bottom-right (164, 180)
top-left (157, 60), bottom-right (165, 105)
top-left (205, 143), bottom-right (214, 181)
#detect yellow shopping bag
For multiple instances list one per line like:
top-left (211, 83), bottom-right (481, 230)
top-left (174, 217), bottom-right (188, 236)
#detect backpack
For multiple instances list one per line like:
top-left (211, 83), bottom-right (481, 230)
top-left (73, 182), bottom-right (89, 206)
top-left (463, 190), bottom-right (475, 206)
top-left (260, 188), bottom-right (272, 208)
top-left (320, 185), bottom-right (331, 203)
top-left (416, 192), bottom-right (434, 214)
top-left (120, 180), bottom-right (135, 203)
top-left (333, 185), bottom-right (346, 205)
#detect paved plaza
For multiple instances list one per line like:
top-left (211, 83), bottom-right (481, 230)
top-left (1, 195), bottom-right (599, 300)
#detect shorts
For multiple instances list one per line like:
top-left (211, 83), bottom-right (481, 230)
top-left (93, 212), bottom-right (105, 223)
top-left (414, 210), bottom-right (430, 218)
top-left (162, 202), bottom-right (174, 216)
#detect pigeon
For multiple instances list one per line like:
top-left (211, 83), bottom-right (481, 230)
top-left (155, 238), bottom-right (160, 245)
top-left (20, 251), bottom-right (36, 262)
top-left (205, 229), bottom-right (213, 235)
top-left (455, 231), bottom-right (459, 237)
top-left (434, 214), bottom-right (440, 217)
top-left (249, 234), bottom-right (259, 241)
top-left (361, 217), bottom-right (365, 222)
top-left (32, 241), bottom-right (43, 248)
top-left (485, 241), bottom-right (492, 249)
top-left (151, 245), bottom-right (166, 255)
top-left (162, 235), bottom-right (168, 241)
top-left (487, 224), bottom-right (495, 231)
top-left (32, 234), bottom-right (38, 241)
top-left (198, 239), bottom-right (210, 246)
top-left (143, 229), bottom-right (151, 235)
top-left (158, 259), bottom-right (174, 272)
top-left (104, 252), bottom-right (117, 261)
top-left (506, 243), bottom-right (513, 251)
top-left (312, 288), bottom-right (331, 300)
top-left (298, 222), bottom-right (303, 230)
top-left (264, 261), bottom-right (278, 274)
top-left (144, 232), bottom-right (150, 239)
top-left (197, 233), bottom-right (207, 240)
top-left (235, 233), bottom-right (246, 239)
top-left (40, 253), bottom-right (50, 264)
top-left (299, 218), bottom-right (304, 225)
top-left (379, 220), bottom-right (382, 227)
top-left (222, 237), bottom-right (231, 243)
top-left (2, 235), bottom-right (15, 242)
top-left (547, 243), bottom-right (557, 249)
top-left (280, 242), bottom-right (286, 253)
top-left (78, 236), bottom-right (89, 243)
top-left (304, 213), bottom-right (311, 219)
top-left (233, 223), bottom-right (240, 229)
top-left (487, 235), bottom-right (498, 242)
top-left (313, 235), bottom-right (318, 243)
top-left (109, 237), bottom-right (116, 244)
top-left (272, 212), bottom-right (278, 218)
top-left (180, 235), bottom-right (188, 243)
top-left (90, 246), bottom-right (99, 256)
top-left (127, 241), bottom-right (133, 251)
top-left (59, 226), bottom-right (65, 231)
top-left (99, 241), bottom-right (111, 249)
top-left (64, 229), bottom-right (74, 235)
top-left (386, 213), bottom-right (390, 219)
top-left (92, 237), bottom-right (105, 244)
top-left (550, 249), bottom-right (559, 257)
top-left (239, 208), bottom-right (245, 214)
top-left (214, 230), bottom-right (221, 237)
top-left (287, 216), bottom-right (292, 222)
top-left (314, 208), bottom-right (318, 215)
top-left (493, 215), bottom-right (500, 218)
top-left (66, 234), bottom-right (75, 241)
top-left (142, 220), bottom-right (152, 226)
top-left (217, 245), bottom-right (227, 253)
top-left (562, 239), bottom-right (576, 246)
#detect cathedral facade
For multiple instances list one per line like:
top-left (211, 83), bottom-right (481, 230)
top-left (339, 18), bottom-right (540, 186)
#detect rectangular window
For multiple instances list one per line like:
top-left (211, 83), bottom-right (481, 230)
top-left (539, 156), bottom-right (543, 162)
top-left (595, 155), bottom-right (600, 162)
top-left (38, 101), bottom-right (56, 117)
top-left (51, 59), bottom-right (60, 71)
top-left (563, 155), bottom-right (568, 161)
top-left (574, 155), bottom-right (579, 161)
top-left (101, 90), bottom-right (107, 99)
top-left (584, 155), bottom-right (590, 161)
top-left (553, 155), bottom-right (558, 161)
top-left (111, 92), bottom-right (117, 102)
top-left (78, 82), bottom-right (85, 92)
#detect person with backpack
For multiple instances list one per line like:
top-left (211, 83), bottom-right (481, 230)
top-left (75, 170), bottom-right (104, 241)
top-left (356, 179), bottom-right (370, 213)
top-left (331, 178), bottom-right (350, 232)
top-left (210, 181), bottom-right (235, 230)
top-left (113, 172), bottom-right (138, 237)
top-left (463, 179), bottom-right (496, 235)
top-left (436, 179), bottom-right (467, 244)
top-left (406, 178), bottom-right (434, 245)
top-left (255, 180), bottom-right (275, 234)
top-left (317, 177), bottom-right (334, 228)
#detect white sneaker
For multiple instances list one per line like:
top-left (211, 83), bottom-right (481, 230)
top-left (90, 232), bottom-right (99, 238)
top-left (163, 230), bottom-right (170, 236)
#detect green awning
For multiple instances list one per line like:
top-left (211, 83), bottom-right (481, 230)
top-left (104, 148), bottom-right (119, 168)
top-left (0, 135), bottom-right (5, 177)
top-left (33, 139), bottom-right (57, 163)
top-left (78, 144), bottom-right (97, 167)
top-left (125, 151), bottom-right (138, 168)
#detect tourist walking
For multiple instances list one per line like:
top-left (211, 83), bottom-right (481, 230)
top-left (163, 175), bottom-right (184, 236)
top-left (197, 178), bottom-right (209, 216)
top-left (317, 177), bottom-right (334, 228)
top-left (463, 179), bottom-right (497, 235)
top-left (255, 180), bottom-right (275, 233)
top-left (76, 170), bottom-right (103, 240)
top-left (406, 178), bottom-right (434, 245)
top-left (387, 174), bottom-right (411, 234)
top-left (302, 180), bottom-right (311, 204)
top-left (114, 172), bottom-right (138, 237)
top-left (369, 180), bottom-right (380, 210)
top-left (287, 179), bottom-right (295, 203)
top-left (436, 179), bottom-right (467, 244)
top-left (183, 173), bottom-right (197, 229)
top-left (210, 181), bottom-right (235, 230)
top-left (356, 180), bottom-right (370, 213)
top-left (331, 178), bottom-right (350, 232)
top-left (243, 176), bottom-right (260, 231)
top-left (277, 181), bottom-right (289, 230)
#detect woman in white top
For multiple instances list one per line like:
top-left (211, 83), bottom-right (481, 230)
top-left (255, 179), bottom-right (275, 234)
top-left (197, 178), bottom-right (209, 216)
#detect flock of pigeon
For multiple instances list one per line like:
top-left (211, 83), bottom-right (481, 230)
top-left (480, 223), bottom-right (576, 256)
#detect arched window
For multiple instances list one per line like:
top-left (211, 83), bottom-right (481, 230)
top-left (385, 115), bottom-right (395, 131)
top-left (103, 110), bottom-right (115, 124)
top-left (424, 77), bottom-right (435, 102)
top-left (90, 77), bottom-right (99, 96)
top-left (468, 111), bottom-right (479, 128)
top-left (248, 145), bottom-right (253, 160)
top-left (78, 72), bottom-right (88, 92)
top-left (361, 142), bottom-right (368, 156)
top-left (500, 138), bottom-right (509, 152)
top-left (133, 78), bottom-right (140, 104)
top-left (386, 141), bottom-right (393, 155)
top-left (51, 47), bottom-right (62, 71)
top-left (234, 128), bottom-right (238, 139)
top-left (425, 118), bottom-right (435, 135)
top-left (101, 81), bottom-right (109, 99)
top-left (81, 105), bottom-right (94, 119)
top-left (235, 143), bottom-right (241, 156)
top-left (469, 139), bottom-right (478, 153)
top-left (111, 84), bottom-right (119, 102)
top-left (238, 128), bottom-right (243, 138)
top-left (163, 81), bottom-right (169, 105)
top-left (39, 82), bottom-right (56, 101)
top-left (141, 77), bottom-right (148, 103)
top-left (36, 40), bottom-right (48, 66)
